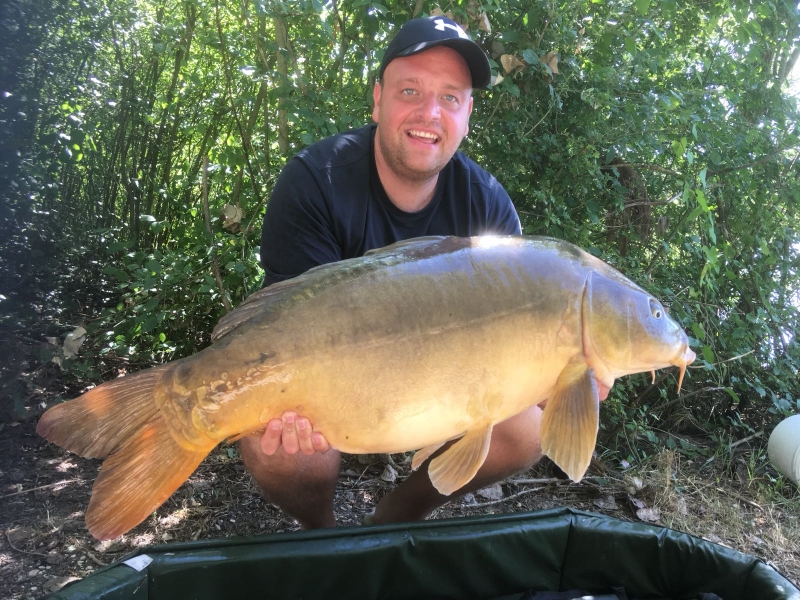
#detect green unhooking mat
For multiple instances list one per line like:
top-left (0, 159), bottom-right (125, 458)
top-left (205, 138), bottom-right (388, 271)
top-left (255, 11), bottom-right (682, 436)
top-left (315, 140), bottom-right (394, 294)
top-left (48, 508), bottom-right (799, 600)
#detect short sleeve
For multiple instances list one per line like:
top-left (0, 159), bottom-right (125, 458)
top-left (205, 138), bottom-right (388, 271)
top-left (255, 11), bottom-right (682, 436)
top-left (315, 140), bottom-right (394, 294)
top-left (485, 178), bottom-right (521, 235)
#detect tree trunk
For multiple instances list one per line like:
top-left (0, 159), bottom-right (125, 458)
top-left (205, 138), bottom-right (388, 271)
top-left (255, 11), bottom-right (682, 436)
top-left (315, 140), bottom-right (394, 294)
top-left (275, 14), bottom-right (289, 156)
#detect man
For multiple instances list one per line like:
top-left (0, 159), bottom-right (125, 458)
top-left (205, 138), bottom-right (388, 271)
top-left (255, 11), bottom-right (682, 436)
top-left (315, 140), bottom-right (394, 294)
top-left (240, 16), bottom-right (546, 529)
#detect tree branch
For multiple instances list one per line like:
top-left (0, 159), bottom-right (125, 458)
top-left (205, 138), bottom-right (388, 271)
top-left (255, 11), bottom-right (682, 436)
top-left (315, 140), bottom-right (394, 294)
top-left (602, 162), bottom-right (683, 177)
top-left (202, 156), bottom-right (232, 313)
top-left (709, 149), bottom-right (785, 174)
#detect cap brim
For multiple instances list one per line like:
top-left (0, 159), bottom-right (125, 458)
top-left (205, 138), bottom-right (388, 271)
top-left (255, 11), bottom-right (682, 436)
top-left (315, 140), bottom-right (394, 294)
top-left (396, 39), bottom-right (491, 89)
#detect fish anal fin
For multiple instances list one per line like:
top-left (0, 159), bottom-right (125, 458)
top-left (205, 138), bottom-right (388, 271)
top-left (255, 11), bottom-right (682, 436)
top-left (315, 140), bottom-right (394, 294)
top-left (411, 442), bottom-right (446, 471)
top-left (86, 415), bottom-right (211, 541)
top-left (540, 359), bottom-right (599, 482)
top-left (427, 424), bottom-right (493, 496)
top-left (36, 366), bottom-right (167, 459)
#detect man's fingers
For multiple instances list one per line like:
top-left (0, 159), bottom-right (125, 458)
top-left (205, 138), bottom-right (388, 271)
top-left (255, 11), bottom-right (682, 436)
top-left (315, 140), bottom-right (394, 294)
top-left (296, 417), bottom-right (316, 455)
top-left (258, 410), bottom-right (330, 456)
top-left (312, 432), bottom-right (331, 453)
top-left (281, 411), bottom-right (300, 455)
top-left (261, 419), bottom-right (284, 455)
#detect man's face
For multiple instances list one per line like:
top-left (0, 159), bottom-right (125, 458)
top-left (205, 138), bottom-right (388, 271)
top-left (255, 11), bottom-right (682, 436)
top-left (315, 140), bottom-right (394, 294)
top-left (372, 46), bottom-right (474, 183)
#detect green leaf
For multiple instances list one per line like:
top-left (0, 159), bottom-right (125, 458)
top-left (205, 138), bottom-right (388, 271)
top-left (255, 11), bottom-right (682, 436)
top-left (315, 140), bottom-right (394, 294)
top-left (102, 265), bottom-right (129, 282)
top-left (687, 205), bottom-right (706, 221)
top-left (624, 36), bottom-right (636, 55)
top-left (635, 0), bottom-right (651, 15)
top-left (702, 345), bottom-right (715, 365)
top-left (695, 189), bottom-right (707, 210)
top-left (723, 388), bottom-right (741, 405)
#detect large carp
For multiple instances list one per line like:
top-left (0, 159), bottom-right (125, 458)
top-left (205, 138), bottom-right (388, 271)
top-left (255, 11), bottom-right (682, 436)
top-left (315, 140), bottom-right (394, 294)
top-left (37, 235), bottom-right (695, 540)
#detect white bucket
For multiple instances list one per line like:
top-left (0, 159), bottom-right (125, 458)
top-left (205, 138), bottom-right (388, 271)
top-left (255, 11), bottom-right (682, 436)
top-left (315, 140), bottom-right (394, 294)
top-left (767, 414), bottom-right (800, 485)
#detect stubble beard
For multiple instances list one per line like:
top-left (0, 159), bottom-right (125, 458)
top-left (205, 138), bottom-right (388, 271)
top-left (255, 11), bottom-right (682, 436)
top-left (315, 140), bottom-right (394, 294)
top-left (377, 129), bottom-right (449, 183)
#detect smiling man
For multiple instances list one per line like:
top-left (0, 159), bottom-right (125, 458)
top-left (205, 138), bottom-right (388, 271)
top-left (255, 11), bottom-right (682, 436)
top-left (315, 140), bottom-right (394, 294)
top-left (243, 16), bottom-right (545, 530)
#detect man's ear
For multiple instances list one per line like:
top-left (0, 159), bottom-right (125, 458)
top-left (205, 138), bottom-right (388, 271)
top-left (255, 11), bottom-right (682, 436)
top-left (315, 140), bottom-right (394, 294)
top-left (465, 96), bottom-right (474, 136)
top-left (372, 82), bottom-right (382, 123)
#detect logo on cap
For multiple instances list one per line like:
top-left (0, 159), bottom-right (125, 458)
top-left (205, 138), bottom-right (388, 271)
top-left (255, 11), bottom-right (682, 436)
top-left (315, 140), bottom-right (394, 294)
top-left (433, 18), bottom-right (469, 39)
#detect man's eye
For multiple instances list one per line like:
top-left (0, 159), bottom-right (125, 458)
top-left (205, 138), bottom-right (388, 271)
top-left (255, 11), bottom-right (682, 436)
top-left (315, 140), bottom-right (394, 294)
top-left (402, 89), bottom-right (416, 95)
top-left (443, 94), bottom-right (457, 102)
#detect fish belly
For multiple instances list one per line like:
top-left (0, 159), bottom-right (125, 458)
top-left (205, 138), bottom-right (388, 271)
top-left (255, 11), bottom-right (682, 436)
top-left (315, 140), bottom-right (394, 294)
top-left (262, 314), bottom-right (574, 455)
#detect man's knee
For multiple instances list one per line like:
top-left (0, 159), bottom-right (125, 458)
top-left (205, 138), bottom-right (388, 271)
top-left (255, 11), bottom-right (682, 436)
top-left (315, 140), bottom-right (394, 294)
top-left (490, 405), bottom-right (544, 472)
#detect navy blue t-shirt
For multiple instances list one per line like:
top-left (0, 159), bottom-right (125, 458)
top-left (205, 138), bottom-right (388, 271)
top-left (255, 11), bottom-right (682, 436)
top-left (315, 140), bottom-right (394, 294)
top-left (260, 124), bottom-right (520, 286)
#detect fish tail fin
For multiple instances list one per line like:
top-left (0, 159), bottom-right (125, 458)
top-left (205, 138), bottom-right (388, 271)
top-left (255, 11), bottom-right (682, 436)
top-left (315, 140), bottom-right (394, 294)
top-left (86, 415), bottom-right (210, 540)
top-left (36, 366), bottom-right (169, 458)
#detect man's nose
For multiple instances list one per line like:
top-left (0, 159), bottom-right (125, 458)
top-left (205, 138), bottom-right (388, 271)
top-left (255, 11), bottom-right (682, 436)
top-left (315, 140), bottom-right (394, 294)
top-left (416, 93), bottom-right (441, 119)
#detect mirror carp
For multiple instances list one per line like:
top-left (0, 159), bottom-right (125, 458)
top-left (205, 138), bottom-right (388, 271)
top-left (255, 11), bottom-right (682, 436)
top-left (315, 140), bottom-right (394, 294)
top-left (37, 236), bottom-right (695, 540)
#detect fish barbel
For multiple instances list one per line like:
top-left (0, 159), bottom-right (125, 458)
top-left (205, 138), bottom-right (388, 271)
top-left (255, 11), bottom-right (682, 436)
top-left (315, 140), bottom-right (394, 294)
top-left (37, 236), bottom-right (695, 539)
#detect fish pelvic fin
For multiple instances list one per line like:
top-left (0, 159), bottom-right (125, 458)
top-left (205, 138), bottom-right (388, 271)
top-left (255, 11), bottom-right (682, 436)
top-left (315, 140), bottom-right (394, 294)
top-left (427, 424), bottom-right (493, 496)
top-left (36, 366), bottom-right (169, 459)
top-left (411, 442), bottom-right (446, 471)
top-left (540, 359), bottom-right (599, 482)
top-left (86, 414), bottom-right (211, 540)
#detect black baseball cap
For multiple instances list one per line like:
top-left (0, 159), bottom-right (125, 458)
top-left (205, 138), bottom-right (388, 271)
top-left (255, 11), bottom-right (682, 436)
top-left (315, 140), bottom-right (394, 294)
top-left (378, 16), bottom-right (491, 89)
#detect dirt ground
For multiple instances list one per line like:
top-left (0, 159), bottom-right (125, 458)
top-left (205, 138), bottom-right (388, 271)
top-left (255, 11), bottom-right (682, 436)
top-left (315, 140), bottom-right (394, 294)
top-left (1, 414), bottom-right (798, 600)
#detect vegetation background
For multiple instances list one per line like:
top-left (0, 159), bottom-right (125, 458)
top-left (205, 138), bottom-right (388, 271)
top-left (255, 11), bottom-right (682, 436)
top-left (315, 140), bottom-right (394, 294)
top-left (0, 0), bottom-right (798, 595)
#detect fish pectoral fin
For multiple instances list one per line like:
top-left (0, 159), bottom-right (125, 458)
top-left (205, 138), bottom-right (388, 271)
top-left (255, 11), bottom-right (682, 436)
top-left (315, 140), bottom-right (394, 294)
top-left (411, 442), bottom-right (447, 471)
top-left (86, 415), bottom-right (212, 540)
top-left (540, 361), bottom-right (599, 483)
top-left (427, 424), bottom-right (493, 497)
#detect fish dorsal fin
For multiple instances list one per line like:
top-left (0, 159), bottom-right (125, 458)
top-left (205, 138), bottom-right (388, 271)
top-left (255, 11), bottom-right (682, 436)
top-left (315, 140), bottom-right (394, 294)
top-left (211, 258), bottom-right (373, 342)
top-left (427, 423), bottom-right (493, 496)
top-left (212, 274), bottom-right (319, 341)
top-left (363, 236), bottom-right (448, 256)
top-left (540, 358), bottom-right (599, 482)
top-left (213, 237), bottom-right (474, 342)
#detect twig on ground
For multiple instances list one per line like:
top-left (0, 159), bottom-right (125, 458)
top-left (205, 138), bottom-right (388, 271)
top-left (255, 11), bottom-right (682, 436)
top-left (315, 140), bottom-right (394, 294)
top-left (472, 486), bottom-right (545, 508)
top-left (5, 532), bottom-right (49, 558)
top-left (730, 430), bottom-right (763, 448)
top-left (86, 552), bottom-right (108, 567)
top-left (507, 477), bottom-right (564, 485)
top-left (715, 487), bottom-right (762, 510)
top-left (353, 464), bottom-right (371, 486)
top-left (698, 430), bottom-right (764, 472)
top-left (0, 480), bottom-right (79, 499)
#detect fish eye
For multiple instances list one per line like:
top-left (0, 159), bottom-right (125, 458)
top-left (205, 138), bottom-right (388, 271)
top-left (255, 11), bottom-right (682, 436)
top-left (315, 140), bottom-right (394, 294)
top-left (649, 299), bottom-right (663, 319)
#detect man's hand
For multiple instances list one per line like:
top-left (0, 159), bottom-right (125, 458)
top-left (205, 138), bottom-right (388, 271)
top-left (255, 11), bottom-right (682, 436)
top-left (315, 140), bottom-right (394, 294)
top-left (260, 411), bottom-right (331, 456)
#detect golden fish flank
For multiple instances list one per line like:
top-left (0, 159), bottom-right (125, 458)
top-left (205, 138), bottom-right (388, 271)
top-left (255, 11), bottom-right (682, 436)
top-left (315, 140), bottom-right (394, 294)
top-left (36, 235), bottom-right (696, 540)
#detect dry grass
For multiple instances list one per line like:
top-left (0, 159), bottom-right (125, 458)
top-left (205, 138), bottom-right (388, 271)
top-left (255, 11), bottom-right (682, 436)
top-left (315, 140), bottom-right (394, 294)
top-left (632, 448), bottom-right (800, 582)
